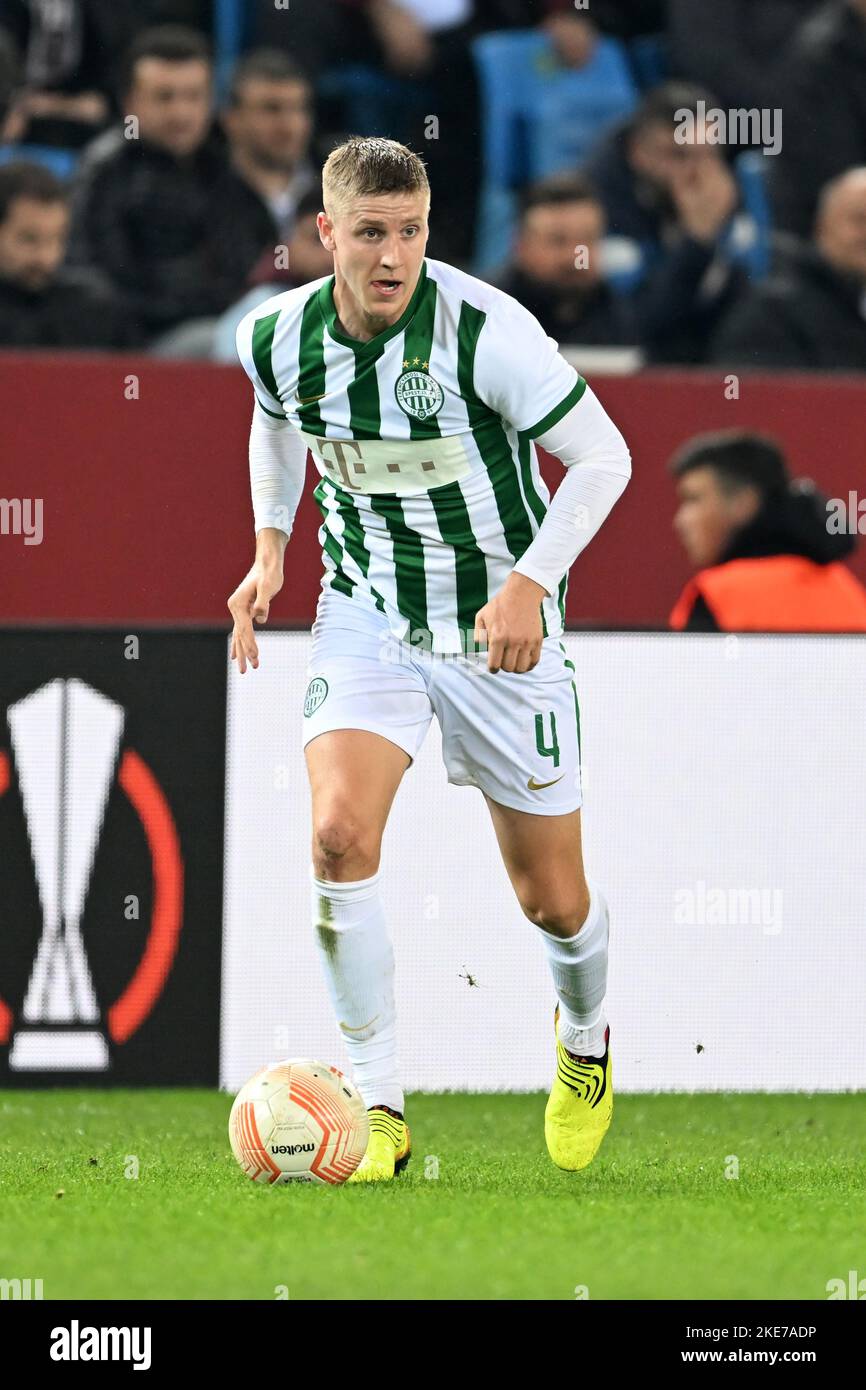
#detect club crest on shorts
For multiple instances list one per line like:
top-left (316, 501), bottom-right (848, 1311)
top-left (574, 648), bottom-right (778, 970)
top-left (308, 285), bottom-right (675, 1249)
top-left (394, 368), bottom-right (444, 421)
top-left (304, 676), bottom-right (328, 717)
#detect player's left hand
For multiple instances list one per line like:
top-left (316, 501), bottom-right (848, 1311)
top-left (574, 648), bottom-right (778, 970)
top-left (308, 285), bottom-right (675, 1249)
top-left (474, 573), bottom-right (548, 674)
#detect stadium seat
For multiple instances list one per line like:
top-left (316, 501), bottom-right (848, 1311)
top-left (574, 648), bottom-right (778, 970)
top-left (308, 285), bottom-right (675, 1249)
top-left (628, 33), bottom-right (669, 90)
top-left (731, 150), bottom-right (772, 280)
top-left (316, 65), bottom-right (433, 143)
top-left (526, 42), bottom-right (638, 179)
top-left (471, 30), bottom-right (637, 273)
top-left (214, 0), bottom-right (251, 100)
top-left (0, 143), bottom-right (78, 179)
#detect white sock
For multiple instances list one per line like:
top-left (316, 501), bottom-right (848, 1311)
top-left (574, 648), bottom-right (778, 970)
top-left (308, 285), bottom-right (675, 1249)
top-left (310, 866), bottom-right (403, 1113)
top-left (536, 880), bottom-right (609, 1058)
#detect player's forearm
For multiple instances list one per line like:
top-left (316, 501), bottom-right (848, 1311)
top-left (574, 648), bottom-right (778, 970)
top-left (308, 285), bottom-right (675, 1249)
top-left (255, 527), bottom-right (288, 569)
top-left (512, 465), bottom-right (630, 596)
top-left (512, 386), bottom-right (631, 597)
top-left (248, 404), bottom-right (307, 546)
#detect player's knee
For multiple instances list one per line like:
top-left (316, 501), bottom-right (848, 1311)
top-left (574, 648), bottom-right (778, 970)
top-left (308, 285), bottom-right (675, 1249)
top-left (522, 885), bottom-right (591, 938)
top-left (312, 811), bottom-right (380, 879)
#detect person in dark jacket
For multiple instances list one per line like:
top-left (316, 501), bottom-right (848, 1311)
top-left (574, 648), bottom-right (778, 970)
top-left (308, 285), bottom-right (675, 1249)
top-left (0, 25), bottom-right (19, 130)
top-left (491, 174), bottom-right (636, 346)
top-left (583, 83), bottom-right (748, 364)
top-left (541, 0), bottom-right (666, 42)
top-left (770, 0), bottom-right (866, 239)
top-left (67, 26), bottom-right (273, 339)
top-left (219, 49), bottom-right (318, 288)
top-left (0, 160), bottom-right (139, 347)
top-left (245, 186), bottom-right (333, 291)
top-left (668, 430), bottom-right (866, 632)
top-left (710, 167), bottom-right (866, 372)
top-left (0, 0), bottom-right (127, 148)
top-left (211, 186), bottom-right (335, 361)
top-left (668, 0), bottom-right (814, 114)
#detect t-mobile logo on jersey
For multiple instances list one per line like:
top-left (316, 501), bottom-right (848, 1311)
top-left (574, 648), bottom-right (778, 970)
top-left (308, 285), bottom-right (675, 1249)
top-left (303, 432), bottom-right (471, 496)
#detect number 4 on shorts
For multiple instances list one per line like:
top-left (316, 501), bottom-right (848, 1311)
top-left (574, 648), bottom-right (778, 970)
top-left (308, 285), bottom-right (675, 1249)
top-left (535, 710), bottom-right (560, 768)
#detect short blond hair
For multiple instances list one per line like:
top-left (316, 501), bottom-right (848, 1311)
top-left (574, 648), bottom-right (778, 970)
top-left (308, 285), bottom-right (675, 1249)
top-left (322, 135), bottom-right (430, 221)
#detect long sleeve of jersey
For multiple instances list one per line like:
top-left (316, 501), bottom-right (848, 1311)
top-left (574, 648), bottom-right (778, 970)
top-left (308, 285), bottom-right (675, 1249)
top-left (511, 385), bottom-right (632, 597)
top-left (248, 404), bottom-right (308, 539)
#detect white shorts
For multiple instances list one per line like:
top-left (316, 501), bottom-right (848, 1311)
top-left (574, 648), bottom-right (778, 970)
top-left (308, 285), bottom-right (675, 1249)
top-left (301, 588), bottom-right (582, 816)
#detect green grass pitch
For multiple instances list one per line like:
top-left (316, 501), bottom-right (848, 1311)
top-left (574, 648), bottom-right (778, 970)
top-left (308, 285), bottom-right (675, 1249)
top-left (1, 1090), bottom-right (863, 1300)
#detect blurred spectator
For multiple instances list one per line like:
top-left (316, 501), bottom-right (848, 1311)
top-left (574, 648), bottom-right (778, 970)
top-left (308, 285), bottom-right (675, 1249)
top-left (252, 0), bottom-right (350, 83)
top-left (0, 25), bottom-right (18, 127)
top-left (254, 1), bottom-right (483, 265)
top-left (0, 2), bottom-right (213, 150)
top-left (770, 0), bottom-right (866, 238)
top-left (212, 185), bottom-right (335, 361)
top-left (339, 1), bottom-right (486, 266)
top-left (668, 430), bottom-right (866, 632)
top-left (245, 185), bottom-right (332, 290)
top-left (541, 0), bottom-right (666, 54)
top-left (359, 0), bottom-right (443, 74)
top-left (251, 0), bottom-right (666, 79)
top-left (668, 0), bottom-right (813, 114)
top-left (249, 0), bottom-right (666, 267)
top-left (220, 50), bottom-right (318, 282)
top-left (583, 82), bottom-right (749, 363)
top-left (0, 160), bottom-right (138, 346)
top-left (333, 1), bottom-right (667, 263)
top-left (491, 173), bottom-right (635, 346)
top-left (138, 3), bottom-right (211, 34)
top-left (710, 168), bottom-right (866, 371)
top-left (67, 26), bottom-right (271, 341)
top-left (0, 0), bottom-right (133, 149)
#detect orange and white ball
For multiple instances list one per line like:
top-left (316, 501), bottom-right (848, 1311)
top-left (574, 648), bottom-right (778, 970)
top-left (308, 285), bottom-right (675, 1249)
top-left (229, 1060), bottom-right (369, 1185)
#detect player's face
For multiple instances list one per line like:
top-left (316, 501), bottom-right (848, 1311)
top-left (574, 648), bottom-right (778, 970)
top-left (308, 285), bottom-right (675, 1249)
top-left (127, 58), bottom-right (212, 157)
top-left (517, 200), bottom-right (605, 289)
top-left (224, 78), bottom-right (313, 171)
top-left (673, 466), bottom-right (761, 569)
top-left (319, 192), bottom-right (429, 331)
top-left (0, 196), bottom-right (68, 292)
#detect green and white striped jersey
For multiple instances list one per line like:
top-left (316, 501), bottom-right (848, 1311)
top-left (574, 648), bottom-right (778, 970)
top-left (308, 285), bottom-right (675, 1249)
top-left (236, 256), bottom-right (586, 653)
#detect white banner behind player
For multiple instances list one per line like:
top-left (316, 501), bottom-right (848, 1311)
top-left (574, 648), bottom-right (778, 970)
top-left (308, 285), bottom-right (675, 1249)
top-left (221, 633), bottom-right (866, 1093)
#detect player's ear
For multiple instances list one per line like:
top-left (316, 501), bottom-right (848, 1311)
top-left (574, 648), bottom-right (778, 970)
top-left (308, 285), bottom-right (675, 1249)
top-left (317, 210), bottom-right (335, 250)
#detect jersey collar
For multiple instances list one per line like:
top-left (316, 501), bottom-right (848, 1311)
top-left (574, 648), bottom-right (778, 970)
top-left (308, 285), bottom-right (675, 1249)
top-left (317, 259), bottom-right (428, 353)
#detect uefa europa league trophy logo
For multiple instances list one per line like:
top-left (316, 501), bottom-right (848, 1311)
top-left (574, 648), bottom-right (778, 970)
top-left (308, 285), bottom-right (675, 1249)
top-left (6, 678), bottom-right (124, 1070)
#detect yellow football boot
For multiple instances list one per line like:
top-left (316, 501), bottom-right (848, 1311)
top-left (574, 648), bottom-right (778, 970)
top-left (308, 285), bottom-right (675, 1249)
top-left (346, 1106), bottom-right (411, 1183)
top-left (544, 1005), bottom-right (613, 1170)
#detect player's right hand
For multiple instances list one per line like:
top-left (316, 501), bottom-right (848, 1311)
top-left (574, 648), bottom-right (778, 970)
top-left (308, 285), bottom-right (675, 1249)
top-left (227, 564), bottom-right (284, 673)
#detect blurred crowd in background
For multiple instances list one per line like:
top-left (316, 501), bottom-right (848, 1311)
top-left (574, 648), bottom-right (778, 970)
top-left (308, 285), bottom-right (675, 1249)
top-left (0, 0), bottom-right (865, 371)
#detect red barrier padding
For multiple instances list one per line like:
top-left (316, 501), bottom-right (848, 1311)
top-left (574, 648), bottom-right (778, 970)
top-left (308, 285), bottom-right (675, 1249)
top-left (1, 353), bottom-right (863, 628)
